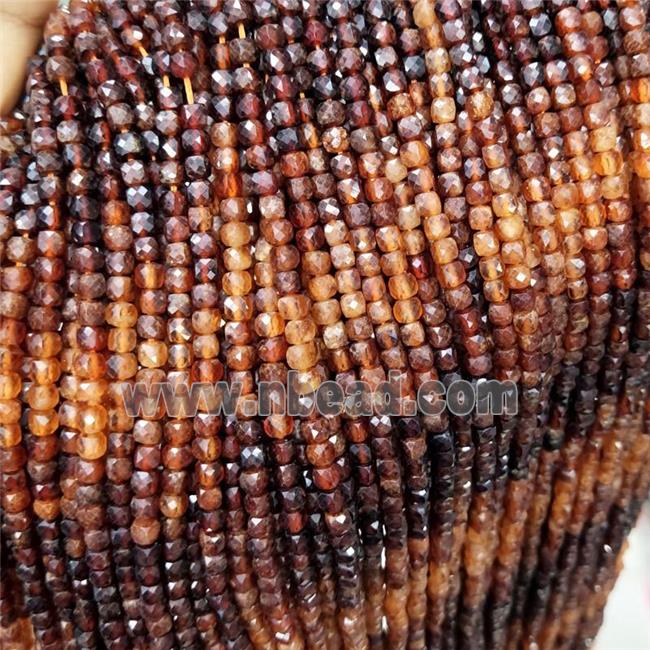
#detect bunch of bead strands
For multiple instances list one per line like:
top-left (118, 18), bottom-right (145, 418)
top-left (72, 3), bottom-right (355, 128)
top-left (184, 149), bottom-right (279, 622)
top-left (567, 314), bottom-right (648, 650)
top-left (258, 5), bottom-right (385, 643)
top-left (230, 4), bottom-right (312, 647)
top-left (560, 253), bottom-right (648, 648)
top-left (109, 6), bottom-right (185, 643)
top-left (173, 11), bottom-right (237, 645)
top-left (200, 4), bottom-right (271, 646)
top-left (613, 0), bottom-right (650, 511)
top-left (93, 11), bottom-right (175, 647)
top-left (480, 0), bottom-right (559, 457)
top-left (414, 12), bottom-right (508, 648)
top-left (0, 99), bottom-right (63, 650)
top-left (218, 421), bottom-right (259, 650)
top-left (23, 59), bottom-right (81, 646)
top-left (241, 3), bottom-right (320, 648)
top-left (307, 13), bottom-right (393, 625)
top-left (175, 5), bottom-right (241, 648)
top-left (486, 0), bottom-right (579, 605)
top-left (568, 402), bottom-right (633, 649)
top-left (271, 4), bottom-right (344, 644)
top-left (384, 24), bottom-right (462, 644)
top-left (228, 8), bottom-right (311, 650)
top-left (576, 406), bottom-right (650, 649)
top-left (552, 385), bottom-right (638, 649)
top-left (1, 1), bottom-right (650, 648)
top-left (380, 13), bottom-right (445, 644)
top-left (456, 12), bottom-right (532, 650)
top-left (373, 0), bottom-right (483, 401)
top-left (546, 389), bottom-right (638, 650)
top-left (545, 0), bottom-right (626, 575)
top-left (217, 420), bottom-right (259, 650)
top-left (451, 84), bottom-right (503, 650)
top-left (373, 2), bottom-right (442, 616)
top-left (548, 4), bottom-right (650, 644)
top-left (366, 6), bottom-right (452, 644)
top-left (324, 12), bottom-right (422, 646)
top-left (33, 52), bottom-right (96, 650)
top-left (29, 69), bottom-right (101, 650)
top-left (469, 12), bottom-right (527, 628)
top-left (68, 11), bottom-right (144, 641)
top-left (434, 2), bottom-right (527, 385)
top-left (506, 0), bottom-right (588, 437)
top-left (411, 0), bottom-right (495, 384)
top-left (136, 7), bottom-right (220, 647)
top-left (505, 442), bottom-right (559, 650)
top-left (529, 419), bottom-right (643, 645)
top-left (340, 24), bottom-right (424, 650)
top-left (49, 11), bottom-right (129, 647)
top-left (131, 2), bottom-right (230, 643)
top-left (78, 4), bottom-right (152, 647)
top-left (492, 5), bottom-right (592, 632)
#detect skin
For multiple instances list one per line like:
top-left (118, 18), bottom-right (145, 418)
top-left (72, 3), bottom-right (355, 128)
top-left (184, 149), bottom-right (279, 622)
top-left (0, 0), bottom-right (58, 115)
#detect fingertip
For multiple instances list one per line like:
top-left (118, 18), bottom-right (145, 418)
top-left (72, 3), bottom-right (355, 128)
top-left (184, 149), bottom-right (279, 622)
top-left (0, 0), bottom-right (58, 115)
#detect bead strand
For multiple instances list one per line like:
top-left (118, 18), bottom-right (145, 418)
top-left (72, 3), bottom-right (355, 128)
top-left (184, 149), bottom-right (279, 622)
top-left (0, 2), bottom-right (647, 647)
top-left (364, 9), bottom-right (460, 644)
top-left (515, 5), bottom-right (624, 644)
top-left (477, 7), bottom-right (569, 646)
top-left (95, 12), bottom-right (176, 647)
top-left (365, 7), bottom-right (449, 646)
top-left (261, 3), bottom-right (340, 647)
top-left (0, 113), bottom-right (34, 650)
top-left (536, 7), bottom-right (637, 645)
top-left (302, 6), bottom-right (415, 645)
top-left (573, 398), bottom-right (649, 647)
top-left (299, 11), bottom-right (394, 645)
top-left (496, 2), bottom-right (601, 643)
top-left (74, 7), bottom-right (153, 646)
top-left (544, 5), bottom-right (650, 644)
top-left (422, 5), bottom-right (512, 643)
top-left (229, 7), bottom-right (310, 646)
top-left (409, 8), bottom-right (500, 645)
top-left (19, 32), bottom-right (83, 650)
top-left (202, 3), bottom-right (271, 644)
top-left (142, 4), bottom-right (204, 645)
top-left (612, 1), bottom-right (650, 379)
top-left (0, 98), bottom-right (63, 650)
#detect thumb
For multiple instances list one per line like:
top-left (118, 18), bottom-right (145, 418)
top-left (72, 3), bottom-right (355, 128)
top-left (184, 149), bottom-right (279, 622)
top-left (0, 0), bottom-right (58, 116)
